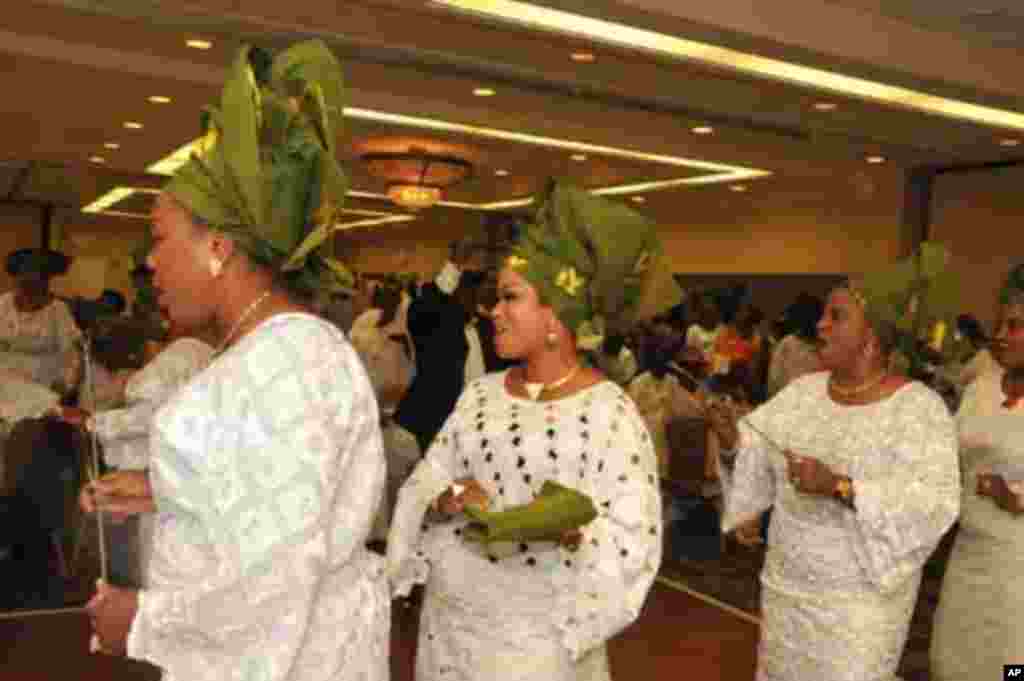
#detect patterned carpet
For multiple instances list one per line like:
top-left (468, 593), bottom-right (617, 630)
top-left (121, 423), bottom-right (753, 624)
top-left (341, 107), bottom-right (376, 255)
top-left (660, 507), bottom-right (958, 681)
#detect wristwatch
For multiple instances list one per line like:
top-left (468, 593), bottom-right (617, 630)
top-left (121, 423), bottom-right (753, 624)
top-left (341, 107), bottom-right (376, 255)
top-left (832, 476), bottom-right (855, 508)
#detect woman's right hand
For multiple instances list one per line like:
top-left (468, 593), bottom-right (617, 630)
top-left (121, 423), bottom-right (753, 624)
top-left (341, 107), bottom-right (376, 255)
top-left (435, 478), bottom-right (489, 516)
top-left (79, 470), bottom-right (154, 521)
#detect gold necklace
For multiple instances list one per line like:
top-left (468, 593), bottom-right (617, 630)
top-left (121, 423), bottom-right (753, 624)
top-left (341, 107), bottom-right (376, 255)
top-left (523, 364), bottom-right (581, 401)
top-left (829, 370), bottom-right (887, 398)
top-left (215, 291), bottom-right (271, 356)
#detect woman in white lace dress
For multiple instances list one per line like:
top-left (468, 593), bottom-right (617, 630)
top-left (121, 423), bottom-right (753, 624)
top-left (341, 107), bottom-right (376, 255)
top-left (80, 41), bottom-right (389, 680)
top-left (930, 265), bottom-right (1024, 680)
top-left (709, 245), bottom-right (960, 681)
top-left (388, 182), bottom-right (681, 680)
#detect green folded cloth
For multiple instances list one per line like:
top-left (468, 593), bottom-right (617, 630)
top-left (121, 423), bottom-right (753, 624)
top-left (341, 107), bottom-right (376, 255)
top-left (463, 481), bottom-right (598, 546)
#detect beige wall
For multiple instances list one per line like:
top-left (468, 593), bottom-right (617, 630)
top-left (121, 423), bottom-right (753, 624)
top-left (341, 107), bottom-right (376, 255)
top-left (930, 165), bottom-right (1024, 332)
top-left (340, 169), bottom-right (909, 278)
top-left (0, 204), bottom-right (45, 292)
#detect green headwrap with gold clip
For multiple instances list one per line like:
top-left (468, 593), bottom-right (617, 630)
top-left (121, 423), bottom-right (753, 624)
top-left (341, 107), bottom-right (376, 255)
top-left (846, 241), bottom-right (959, 372)
top-left (504, 180), bottom-right (683, 342)
top-left (1000, 263), bottom-right (1024, 306)
top-left (163, 40), bottom-right (354, 297)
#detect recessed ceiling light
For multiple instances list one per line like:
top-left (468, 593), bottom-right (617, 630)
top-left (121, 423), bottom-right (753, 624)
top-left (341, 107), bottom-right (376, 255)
top-left (691, 126), bottom-right (714, 135)
top-left (813, 102), bottom-right (838, 111)
top-left (570, 51), bottom-right (596, 63)
top-left (103, 142), bottom-right (120, 150)
top-left (570, 153), bottom-right (588, 161)
top-left (631, 196), bottom-right (646, 203)
top-left (729, 184), bottom-right (748, 192)
top-left (148, 95), bottom-right (172, 104)
top-left (865, 155), bottom-right (886, 164)
top-left (89, 156), bottom-right (106, 164)
top-left (431, 0), bottom-right (1024, 132)
top-left (999, 138), bottom-right (1021, 147)
top-left (495, 169), bottom-right (510, 176)
top-left (186, 39), bottom-right (213, 50)
top-left (123, 121), bottom-right (144, 130)
top-left (473, 87), bottom-right (496, 97)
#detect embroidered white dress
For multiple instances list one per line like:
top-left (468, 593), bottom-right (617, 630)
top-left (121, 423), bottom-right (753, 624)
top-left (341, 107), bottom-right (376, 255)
top-left (931, 367), bottom-right (1024, 680)
top-left (388, 371), bottom-right (662, 681)
top-left (722, 372), bottom-right (960, 681)
top-left (127, 313), bottom-right (389, 681)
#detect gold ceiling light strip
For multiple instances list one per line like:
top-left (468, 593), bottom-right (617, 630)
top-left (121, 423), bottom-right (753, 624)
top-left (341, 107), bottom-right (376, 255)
top-left (431, 0), bottom-right (1024, 132)
top-left (83, 186), bottom-right (415, 230)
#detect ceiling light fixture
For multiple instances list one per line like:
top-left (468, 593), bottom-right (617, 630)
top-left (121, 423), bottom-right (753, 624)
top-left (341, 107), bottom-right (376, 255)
top-left (813, 102), bottom-right (838, 111)
top-left (495, 169), bottom-right (510, 176)
top-left (103, 142), bottom-right (120, 150)
top-left (865, 155), bottom-right (886, 164)
top-left (123, 121), bottom-right (144, 130)
top-left (999, 138), bottom-right (1021, 147)
top-left (570, 153), bottom-right (588, 161)
top-left (473, 87), bottom-right (496, 97)
top-left (631, 196), bottom-right (646, 203)
top-left (570, 51), bottom-right (596, 63)
top-left (432, 0), bottom-right (1024, 132)
top-left (361, 147), bottom-right (473, 210)
top-left (691, 126), bottom-right (714, 135)
top-left (729, 184), bottom-right (748, 192)
top-left (88, 156), bottom-right (106, 164)
top-left (186, 39), bottom-right (213, 50)
top-left (148, 95), bottom-right (172, 104)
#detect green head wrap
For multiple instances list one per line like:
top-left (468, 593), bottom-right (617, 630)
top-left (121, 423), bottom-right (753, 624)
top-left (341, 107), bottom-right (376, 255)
top-left (1000, 264), bottom-right (1024, 306)
top-left (163, 40), bottom-right (353, 297)
top-left (504, 181), bottom-right (683, 343)
top-left (847, 241), bottom-right (958, 370)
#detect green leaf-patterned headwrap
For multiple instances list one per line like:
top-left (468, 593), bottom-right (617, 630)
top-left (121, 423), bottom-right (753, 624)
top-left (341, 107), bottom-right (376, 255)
top-left (846, 241), bottom-right (959, 368)
top-left (1000, 264), bottom-right (1024, 306)
top-left (163, 40), bottom-right (353, 297)
top-left (504, 180), bottom-right (683, 340)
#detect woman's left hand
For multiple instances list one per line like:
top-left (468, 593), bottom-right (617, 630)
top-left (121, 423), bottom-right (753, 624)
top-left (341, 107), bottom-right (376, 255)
top-left (85, 580), bottom-right (138, 656)
top-left (785, 452), bottom-right (839, 496)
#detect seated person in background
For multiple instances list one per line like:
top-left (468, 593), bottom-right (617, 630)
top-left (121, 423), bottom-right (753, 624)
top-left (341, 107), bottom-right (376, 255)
top-left (766, 293), bottom-right (824, 398)
top-left (0, 247), bottom-right (83, 423)
top-left (628, 328), bottom-right (704, 478)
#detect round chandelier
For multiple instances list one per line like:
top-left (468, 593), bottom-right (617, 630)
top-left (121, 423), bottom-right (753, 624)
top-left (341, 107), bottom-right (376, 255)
top-left (361, 147), bottom-right (473, 210)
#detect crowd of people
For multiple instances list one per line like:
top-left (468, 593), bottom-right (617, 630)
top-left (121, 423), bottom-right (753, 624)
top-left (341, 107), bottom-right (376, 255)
top-left (0, 38), bottom-right (1021, 681)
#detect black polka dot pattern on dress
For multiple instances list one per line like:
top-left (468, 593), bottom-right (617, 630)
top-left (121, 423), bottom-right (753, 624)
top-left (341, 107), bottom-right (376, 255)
top-left (517, 456), bottom-right (526, 468)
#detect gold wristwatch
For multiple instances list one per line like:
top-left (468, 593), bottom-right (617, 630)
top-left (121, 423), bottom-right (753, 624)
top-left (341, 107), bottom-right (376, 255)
top-left (833, 476), bottom-right (854, 507)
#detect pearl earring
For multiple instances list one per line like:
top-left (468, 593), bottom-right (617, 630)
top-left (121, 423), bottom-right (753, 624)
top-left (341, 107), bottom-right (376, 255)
top-left (545, 330), bottom-right (559, 348)
top-left (209, 258), bottom-right (223, 278)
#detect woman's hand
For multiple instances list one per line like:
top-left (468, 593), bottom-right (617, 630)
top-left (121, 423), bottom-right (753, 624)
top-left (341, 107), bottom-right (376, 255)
top-left (86, 580), bottom-right (138, 656)
top-left (733, 516), bottom-right (764, 547)
top-left (435, 478), bottom-right (489, 515)
top-left (978, 472), bottom-right (1024, 515)
top-left (785, 452), bottom-right (839, 497)
top-left (59, 406), bottom-right (91, 428)
top-left (79, 470), bottom-right (155, 521)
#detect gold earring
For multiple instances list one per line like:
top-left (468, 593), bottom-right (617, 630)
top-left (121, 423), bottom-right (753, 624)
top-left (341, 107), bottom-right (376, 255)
top-left (209, 258), bottom-right (222, 278)
top-left (545, 330), bottom-right (559, 349)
